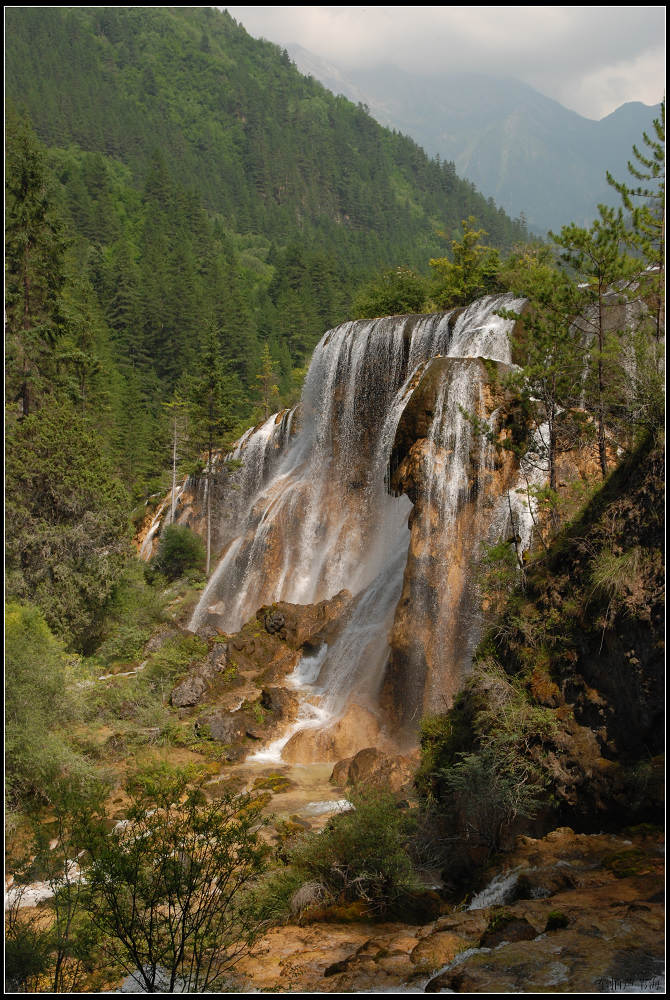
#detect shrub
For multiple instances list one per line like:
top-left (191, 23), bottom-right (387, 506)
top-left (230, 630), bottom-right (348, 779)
top-left (259, 790), bottom-right (423, 920)
top-left (5, 603), bottom-right (92, 808)
top-left (92, 561), bottom-right (167, 665)
top-left (151, 524), bottom-right (205, 581)
top-left (74, 765), bottom-right (269, 993)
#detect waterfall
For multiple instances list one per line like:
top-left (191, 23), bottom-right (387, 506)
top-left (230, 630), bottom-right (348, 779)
top-left (187, 294), bottom-right (526, 737)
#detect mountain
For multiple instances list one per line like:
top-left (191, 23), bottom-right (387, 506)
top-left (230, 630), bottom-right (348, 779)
top-left (5, 6), bottom-right (528, 500)
top-left (287, 45), bottom-right (660, 234)
top-left (5, 6), bottom-right (525, 260)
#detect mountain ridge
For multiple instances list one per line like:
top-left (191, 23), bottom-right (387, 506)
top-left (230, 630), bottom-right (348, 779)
top-left (286, 43), bottom-right (660, 233)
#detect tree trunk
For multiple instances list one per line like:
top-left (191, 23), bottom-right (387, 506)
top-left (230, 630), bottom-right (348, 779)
top-left (597, 283), bottom-right (608, 478)
top-left (170, 413), bottom-right (178, 525)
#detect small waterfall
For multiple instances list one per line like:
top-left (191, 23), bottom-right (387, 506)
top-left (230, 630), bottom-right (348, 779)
top-left (186, 294), bottom-right (526, 744)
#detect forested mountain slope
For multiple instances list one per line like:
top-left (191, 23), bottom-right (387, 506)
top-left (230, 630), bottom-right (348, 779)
top-left (287, 45), bottom-right (660, 234)
top-left (5, 5), bottom-right (527, 502)
top-left (5, 7), bottom-right (525, 255)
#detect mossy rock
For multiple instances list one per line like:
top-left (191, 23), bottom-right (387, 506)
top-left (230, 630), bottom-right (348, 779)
top-left (602, 848), bottom-right (655, 878)
top-left (308, 900), bottom-right (370, 923)
top-left (544, 910), bottom-right (569, 931)
top-left (253, 773), bottom-right (293, 793)
top-left (480, 910), bottom-right (537, 947)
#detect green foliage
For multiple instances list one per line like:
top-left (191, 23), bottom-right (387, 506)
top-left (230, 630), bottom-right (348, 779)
top-left (607, 100), bottom-right (664, 330)
top-left (92, 560), bottom-right (168, 666)
top-left (81, 634), bottom-right (207, 739)
top-left (5, 401), bottom-right (131, 651)
top-left (73, 765), bottom-right (269, 993)
top-left (151, 524), bottom-right (206, 581)
top-left (551, 208), bottom-right (639, 476)
top-left (5, 603), bottom-right (92, 808)
top-left (255, 342), bottom-right (280, 419)
top-left (417, 661), bottom-right (555, 857)
top-left (429, 217), bottom-right (502, 308)
top-left (260, 790), bottom-right (423, 919)
top-left (5, 104), bottom-right (68, 417)
top-left (4, 898), bottom-right (54, 992)
top-left (352, 266), bottom-right (428, 318)
top-left (545, 910), bottom-right (569, 931)
top-left (478, 537), bottom-right (524, 618)
top-left (589, 546), bottom-right (642, 603)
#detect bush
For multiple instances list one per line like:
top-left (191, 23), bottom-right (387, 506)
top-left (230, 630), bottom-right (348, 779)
top-left (74, 765), bottom-right (269, 993)
top-left (5, 603), bottom-right (92, 807)
top-left (352, 266), bottom-right (427, 318)
top-left (417, 661), bottom-right (554, 860)
top-left (151, 524), bottom-right (205, 581)
top-left (92, 560), bottom-right (168, 665)
top-left (259, 790), bottom-right (423, 920)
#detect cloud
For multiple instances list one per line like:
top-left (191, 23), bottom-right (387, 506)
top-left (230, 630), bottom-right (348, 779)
top-left (224, 6), bottom-right (665, 117)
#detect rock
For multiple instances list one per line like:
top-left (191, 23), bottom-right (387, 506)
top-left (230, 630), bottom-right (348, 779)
top-left (260, 686), bottom-right (299, 721)
top-left (264, 610), bottom-right (286, 635)
top-left (330, 746), bottom-right (416, 794)
top-left (143, 626), bottom-right (179, 655)
top-left (330, 757), bottom-right (353, 786)
top-left (282, 703), bottom-right (385, 764)
top-left (479, 913), bottom-right (538, 947)
top-left (410, 931), bottom-right (469, 971)
top-left (205, 711), bottom-right (245, 744)
top-left (200, 643), bottom-right (228, 679)
top-left (170, 674), bottom-right (207, 708)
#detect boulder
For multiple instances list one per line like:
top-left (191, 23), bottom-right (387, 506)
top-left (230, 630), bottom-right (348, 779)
top-left (200, 643), bottom-right (228, 679)
top-left (144, 627), bottom-right (179, 655)
top-left (479, 913), bottom-right (538, 948)
top-left (205, 711), bottom-right (245, 744)
top-left (170, 674), bottom-right (207, 708)
top-left (282, 703), bottom-right (384, 764)
top-left (330, 746), bottom-right (415, 794)
top-left (264, 610), bottom-right (286, 635)
top-left (260, 686), bottom-right (299, 722)
top-left (410, 931), bottom-right (469, 971)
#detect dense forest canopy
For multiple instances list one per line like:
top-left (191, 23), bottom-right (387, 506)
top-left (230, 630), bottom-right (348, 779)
top-left (5, 5), bottom-right (527, 435)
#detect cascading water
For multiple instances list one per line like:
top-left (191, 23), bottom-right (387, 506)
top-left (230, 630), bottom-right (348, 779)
top-left (182, 294), bottom-right (525, 751)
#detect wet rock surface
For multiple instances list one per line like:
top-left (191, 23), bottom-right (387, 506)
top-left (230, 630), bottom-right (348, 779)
top-left (232, 826), bottom-right (664, 994)
top-left (282, 703), bottom-right (390, 764)
top-left (330, 746), bottom-right (418, 794)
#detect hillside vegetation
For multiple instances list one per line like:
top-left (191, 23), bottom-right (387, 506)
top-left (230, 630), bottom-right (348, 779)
top-left (5, 6), bottom-right (527, 499)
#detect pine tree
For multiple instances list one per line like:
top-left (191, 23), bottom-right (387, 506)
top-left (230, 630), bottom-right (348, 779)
top-left (5, 106), bottom-right (68, 417)
top-left (499, 246), bottom-right (586, 501)
top-left (551, 208), bottom-right (638, 477)
top-left (607, 99), bottom-right (664, 354)
top-left (184, 326), bottom-right (240, 574)
top-left (429, 217), bottom-right (501, 309)
top-left (255, 342), bottom-right (279, 420)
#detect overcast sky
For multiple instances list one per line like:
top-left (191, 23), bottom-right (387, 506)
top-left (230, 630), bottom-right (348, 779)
top-left (224, 6), bottom-right (665, 119)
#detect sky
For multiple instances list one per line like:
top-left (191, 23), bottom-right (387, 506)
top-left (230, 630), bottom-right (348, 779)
top-left (224, 6), bottom-right (665, 119)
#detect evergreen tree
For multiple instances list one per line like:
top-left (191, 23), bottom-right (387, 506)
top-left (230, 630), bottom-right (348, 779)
top-left (551, 208), bottom-right (638, 477)
top-left (5, 106), bottom-right (68, 416)
top-left (184, 326), bottom-right (240, 574)
top-left (5, 402), bottom-right (131, 651)
top-left (607, 99), bottom-right (665, 342)
top-left (255, 342), bottom-right (279, 419)
top-left (498, 246), bottom-right (587, 513)
top-left (429, 217), bottom-right (502, 309)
